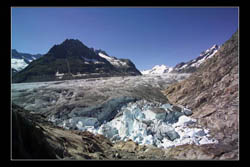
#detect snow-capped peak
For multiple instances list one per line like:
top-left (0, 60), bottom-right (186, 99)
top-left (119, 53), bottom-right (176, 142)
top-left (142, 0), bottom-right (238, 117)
top-left (11, 49), bottom-right (43, 72)
top-left (200, 44), bottom-right (219, 56)
top-left (173, 44), bottom-right (220, 73)
top-left (141, 64), bottom-right (173, 75)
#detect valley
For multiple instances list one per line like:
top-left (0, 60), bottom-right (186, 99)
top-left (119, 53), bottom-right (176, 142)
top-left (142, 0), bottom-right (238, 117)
top-left (11, 31), bottom-right (239, 160)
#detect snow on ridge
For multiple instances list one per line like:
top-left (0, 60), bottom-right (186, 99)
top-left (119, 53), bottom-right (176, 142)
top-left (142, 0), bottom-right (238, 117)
top-left (11, 58), bottom-right (29, 72)
top-left (81, 56), bottom-right (104, 64)
top-left (175, 44), bottom-right (220, 71)
top-left (98, 52), bottom-right (128, 67)
top-left (190, 45), bottom-right (219, 68)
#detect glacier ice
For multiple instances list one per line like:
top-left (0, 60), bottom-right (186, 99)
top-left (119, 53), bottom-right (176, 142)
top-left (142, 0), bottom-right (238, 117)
top-left (49, 100), bottom-right (218, 149)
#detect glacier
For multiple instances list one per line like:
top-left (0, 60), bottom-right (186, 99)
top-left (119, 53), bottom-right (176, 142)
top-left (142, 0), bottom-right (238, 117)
top-left (51, 99), bottom-right (218, 149)
top-left (12, 73), bottom-right (216, 149)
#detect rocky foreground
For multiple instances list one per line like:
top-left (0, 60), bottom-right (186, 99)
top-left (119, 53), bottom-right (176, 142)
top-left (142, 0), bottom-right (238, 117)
top-left (12, 103), bottom-right (237, 160)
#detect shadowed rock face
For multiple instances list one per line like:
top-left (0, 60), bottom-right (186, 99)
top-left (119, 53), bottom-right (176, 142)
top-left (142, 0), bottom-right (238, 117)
top-left (164, 30), bottom-right (239, 159)
top-left (12, 39), bottom-right (141, 83)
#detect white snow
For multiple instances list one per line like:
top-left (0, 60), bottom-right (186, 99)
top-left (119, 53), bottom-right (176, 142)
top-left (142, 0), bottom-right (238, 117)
top-left (174, 44), bottom-right (219, 71)
top-left (11, 56), bottom-right (39, 72)
top-left (81, 56), bottom-right (104, 64)
top-left (55, 71), bottom-right (64, 79)
top-left (141, 65), bottom-right (173, 75)
top-left (98, 52), bottom-right (112, 61)
top-left (11, 58), bottom-right (29, 72)
top-left (98, 52), bottom-right (128, 67)
top-left (179, 64), bottom-right (188, 69)
top-left (190, 47), bottom-right (218, 68)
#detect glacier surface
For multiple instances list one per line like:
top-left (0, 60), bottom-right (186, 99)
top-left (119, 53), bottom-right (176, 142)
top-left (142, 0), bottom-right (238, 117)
top-left (51, 100), bottom-right (218, 149)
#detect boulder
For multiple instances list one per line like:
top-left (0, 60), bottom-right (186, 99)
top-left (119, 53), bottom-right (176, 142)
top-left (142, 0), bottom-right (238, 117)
top-left (183, 108), bottom-right (193, 116)
top-left (165, 111), bottom-right (184, 124)
top-left (166, 130), bottom-right (180, 141)
top-left (172, 105), bottom-right (182, 112)
top-left (98, 124), bottom-right (119, 139)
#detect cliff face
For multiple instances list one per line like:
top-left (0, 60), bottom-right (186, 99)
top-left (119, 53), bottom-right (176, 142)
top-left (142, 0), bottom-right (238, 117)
top-left (164, 30), bottom-right (239, 159)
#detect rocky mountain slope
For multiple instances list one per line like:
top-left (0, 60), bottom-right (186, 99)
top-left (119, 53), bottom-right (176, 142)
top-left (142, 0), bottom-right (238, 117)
top-left (164, 30), bottom-right (239, 159)
top-left (12, 39), bottom-right (141, 83)
top-left (11, 49), bottom-right (43, 74)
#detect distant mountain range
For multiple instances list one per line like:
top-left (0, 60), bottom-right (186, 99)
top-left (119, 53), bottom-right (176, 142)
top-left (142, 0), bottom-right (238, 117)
top-left (12, 39), bottom-right (220, 83)
top-left (12, 39), bottom-right (141, 83)
top-left (141, 44), bottom-right (219, 75)
top-left (141, 65), bottom-right (173, 75)
top-left (11, 49), bottom-right (43, 74)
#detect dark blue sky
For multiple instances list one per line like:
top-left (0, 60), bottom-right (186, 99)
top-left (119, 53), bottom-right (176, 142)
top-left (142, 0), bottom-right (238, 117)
top-left (11, 7), bottom-right (238, 70)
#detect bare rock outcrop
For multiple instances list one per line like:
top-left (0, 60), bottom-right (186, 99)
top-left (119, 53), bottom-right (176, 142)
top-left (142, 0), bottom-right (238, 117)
top-left (164, 30), bottom-right (239, 159)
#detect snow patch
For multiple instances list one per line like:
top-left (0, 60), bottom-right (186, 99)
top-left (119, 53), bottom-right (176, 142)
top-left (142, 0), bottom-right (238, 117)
top-left (98, 52), bottom-right (128, 67)
top-left (55, 71), bottom-right (64, 79)
top-left (11, 58), bottom-right (29, 71)
top-left (81, 56), bottom-right (104, 64)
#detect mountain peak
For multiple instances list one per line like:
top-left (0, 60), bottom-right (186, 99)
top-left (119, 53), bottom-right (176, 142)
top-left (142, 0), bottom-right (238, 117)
top-left (173, 44), bottom-right (220, 73)
top-left (200, 44), bottom-right (219, 56)
top-left (153, 64), bottom-right (168, 69)
top-left (141, 64), bottom-right (173, 75)
top-left (13, 39), bottom-right (142, 83)
top-left (211, 44), bottom-right (218, 49)
top-left (47, 38), bottom-right (93, 59)
top-left (60, 39), bottom-right (88, 49)
top-left (12, 49), bottom-right (18, 53)
top-left (62, 38), bottom-right (82, 44)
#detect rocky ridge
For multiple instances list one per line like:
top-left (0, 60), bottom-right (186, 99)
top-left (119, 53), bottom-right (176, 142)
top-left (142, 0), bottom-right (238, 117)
top-left (12, 39), bottom-right (141, 83)
top-left (164, 30), bottom-right (239, 159)
top-left (172, 44), bottom-right (219, 73)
